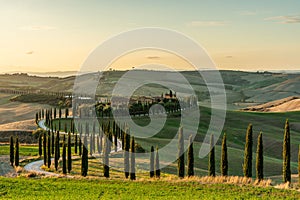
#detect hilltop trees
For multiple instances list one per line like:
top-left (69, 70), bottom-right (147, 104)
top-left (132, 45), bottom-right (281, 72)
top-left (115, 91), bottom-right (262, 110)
top-left (187, 135), bottom-right (194, 177)
top-left (283, 119), bottom-right (291, 183)
top-left (243, 124), bottom-right (253, 178)
top-left (221, 133), bottom-right (228, 176)
top-left (177, 127), bottom-right (185, 178)
top-left (9, 136), bottom-right (14, 166)
top-left (208, 134), bottom-right (215, 177)
top-left (256, 132), bottom-right (263, 181)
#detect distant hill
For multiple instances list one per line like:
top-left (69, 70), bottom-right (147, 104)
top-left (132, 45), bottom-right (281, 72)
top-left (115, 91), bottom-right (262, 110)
top-left (242, 96), bottom-right (300, 112)
top-left (1, 70), bottom-right (300, 110)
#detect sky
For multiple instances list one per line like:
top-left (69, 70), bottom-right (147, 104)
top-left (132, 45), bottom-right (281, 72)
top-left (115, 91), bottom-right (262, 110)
top-left (1, 0), bottom-right (300, 73)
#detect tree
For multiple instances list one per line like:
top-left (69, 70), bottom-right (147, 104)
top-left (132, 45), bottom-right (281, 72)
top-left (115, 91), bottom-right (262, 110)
top-left (155, 147), bottom-right (160, 178)
top-left (103, 136), bottom-right (110, 178)
top-left (47, 131), bottom-right (51, 168)
top-left (51, 131), bottom-right (55, 155)
top-left (75, 134), bottom-right (78, 154)
top-left (177, 127), bottom-right (184, 178)
top-left (243, 124), bottom-right (253, 178)
top-left (9, 136), bottom-right (14, 166)
top-left (43, 132), bottom-right (47, 166)
top-left (15, 137), bottom-right (19, 167)
top-left (59, 108), bottom-right (62, 119)
top-left (130, 136), bottom-right (136, 180)
top-left (67, 133), bottom-right (72, 173)
top-left (65, 108), bottom-right (69, 118)
top-left (79, 137), bottom-right (82, 156)
top-left (124, 129), bottom-right (130, 178)
top-left (283, 119), bottom-right (291, 183)
top-left (150, 146), bottom-right (155, 178)
top-left (55, 131), bottom-right (59, 171)
top-left (81, 136), bottom-right (88, 177)
top-left (208, 134), bottom-right (215, 176)
top-left (221, 133), bottom-right (228, 176)
top-left (62, 141), bottom-right (67, 174)
top-left (187, 135), bottom-right (194, 177)
top-left (256, 132), bottom-right (263, 181)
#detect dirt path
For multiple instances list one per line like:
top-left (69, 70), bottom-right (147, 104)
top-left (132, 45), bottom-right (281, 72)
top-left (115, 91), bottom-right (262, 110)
top-left (0, 156), bottom-right (17, 177)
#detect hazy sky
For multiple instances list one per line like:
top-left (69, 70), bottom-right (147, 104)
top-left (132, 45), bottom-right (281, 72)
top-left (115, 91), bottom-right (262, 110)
top-left (1, 0), bottom-right (300, 73)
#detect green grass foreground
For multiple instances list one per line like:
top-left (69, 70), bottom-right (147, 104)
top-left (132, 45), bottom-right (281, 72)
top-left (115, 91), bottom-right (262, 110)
top-left (0, 177), bottom-right (299, 200)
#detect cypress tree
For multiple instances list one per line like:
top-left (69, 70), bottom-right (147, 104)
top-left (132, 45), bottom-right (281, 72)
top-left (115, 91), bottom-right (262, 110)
top-left (79, 137), bottom-right (82, 156)
top-left (187, 135), bottom-right (194, 177)
top-left (89, 135), bottom-right (93, 156)
top-left (99, 130), bottom-right (103, 154)
top-left (47, 131), bottom-right (51, 168)
top-left (177, 127), bottom-right (184, 178)
top-left (43, 132), bottom-right (47, 166)
top-left (54, 131), bottom-right (59, 171)
top-left (81, 135), bottom-right (88, 177)
top-left (15, 137), bottom-right (19, 167)
top-left (53, 108), bottom-right (56, 119)
top-left (155, 147), bottom-right (160, 178)
top-left (114, 130), bottom-right (118, 152)
top-left (59, 108), bottom-right (62, 119)
top-left (65, 108), bottom-right (69, 118)
top-left (208, 134), bottom-right (215, 176)
top-left (256, 132), bottom-right (263, 181)
top-left (51, 131), bottom-right (55, 155)
top-left (150, 146), bottom-right (155, 178)
top-left (130, 136), bottom-right (136, 180)
top-left (124, 129), bottom-right (130, 178)
top-left (35, 113), bottom-right (38, 124)
top-left (9, 136), bottom-right (14, 166)
top-left (57, 131), bottom-right (60, 159)
top-left (243, 124), bottom-right (253, 178)
top-left (283, 119), bottom-right (291, 183)
top-left (103, 136), bottom-right (110, 178)
top-left (62, 141), bottom-right (67, 174)
top-left (221, 133), bottom-right (228, 176)
top-left (67, 133), bottom-right (72, 173)
top-left (75, 134), bottom-right (78, 154)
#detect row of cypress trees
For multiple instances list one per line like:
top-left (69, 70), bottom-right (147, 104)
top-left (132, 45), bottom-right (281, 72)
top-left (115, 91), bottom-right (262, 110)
top-left (37, 111), bottom-right (297, 183)
top-left (176, 120), bottom-right (293, 183)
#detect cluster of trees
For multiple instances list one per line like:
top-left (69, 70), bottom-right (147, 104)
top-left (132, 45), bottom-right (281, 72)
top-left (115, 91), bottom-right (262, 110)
top-left (9, 136), bottom-right (19, 167)
top-left (35, 109), bottom-right (299, 184)
top-left (38, 130), bottom-right (74, 174)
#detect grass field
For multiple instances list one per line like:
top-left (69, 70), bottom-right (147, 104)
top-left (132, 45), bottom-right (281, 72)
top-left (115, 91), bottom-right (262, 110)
top-left (51, 107), bottom-right (300, 178)
top-left (0, 145), bottom-right (38, 157)
top-left (0, 177), bottom-right (300, 200)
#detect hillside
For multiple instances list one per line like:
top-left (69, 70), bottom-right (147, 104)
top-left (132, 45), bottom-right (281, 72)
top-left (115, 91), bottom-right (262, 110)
top-left (243, 96), bottom-right (300, 112)
top-left (1, 71), bottom-right (300, 110)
